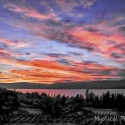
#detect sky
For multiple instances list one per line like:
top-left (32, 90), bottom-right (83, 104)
top-left (0, 0), bottom-right (125, 84)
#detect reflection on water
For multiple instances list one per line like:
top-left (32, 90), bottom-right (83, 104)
top-left (16, 89), bottom-right (125, 97)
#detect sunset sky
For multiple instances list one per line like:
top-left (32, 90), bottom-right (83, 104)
top-left (0, 0), bottom-right (125, 84)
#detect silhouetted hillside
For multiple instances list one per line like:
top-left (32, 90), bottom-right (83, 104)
top-left (0, 79), bottom-right (125, 89)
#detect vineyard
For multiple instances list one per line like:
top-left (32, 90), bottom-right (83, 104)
top-left (1, 109), bottom-right (125, 125)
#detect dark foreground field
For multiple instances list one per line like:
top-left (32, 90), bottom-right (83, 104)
top-left (4, 123), bottom-right (75, 125)
top-left (2, 110), bottom-right (125, 125)
top-left (1, 89), bottom-right (125, 125)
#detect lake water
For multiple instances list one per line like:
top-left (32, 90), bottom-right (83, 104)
top-left (16, 89), bottom-right (125, 97)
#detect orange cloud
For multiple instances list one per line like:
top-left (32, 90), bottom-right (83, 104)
top-left (0, 71), bottom-right (24, 83)
top-left (0, 56), bottom-right (121, 83)
top-left (7, 59), bottom-right (118, 83)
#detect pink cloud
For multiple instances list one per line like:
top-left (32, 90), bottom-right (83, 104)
top-left (65, 25), bottom-right (125, 62)
top-left (0, 37), bottom-right (30, 48)
top-left (5, 3), bottom-right (58, 21)
top-left (56, 0), bottom-right (97, 12)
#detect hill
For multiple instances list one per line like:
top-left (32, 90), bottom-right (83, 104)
top-left (0, 79), bottom-right (125, 89)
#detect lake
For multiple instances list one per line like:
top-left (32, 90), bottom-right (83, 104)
top-left (16, 89), bottom-right (125, 97)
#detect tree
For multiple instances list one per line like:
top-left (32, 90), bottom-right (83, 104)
top-left (0, 97), bottom-right (4, 115)
top-left (89, 91), bottom-right (95, 106)
top-left (85, 89), bottom-right (89, 100)
top-left (95, 95), bottom-right (100, 108)
top-left (53, 102), bottom-right (62, 117)
top-left (61, 95), bottom-right (66, 106)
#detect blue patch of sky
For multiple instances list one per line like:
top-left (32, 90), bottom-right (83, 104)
top-left (66, 45), bottom-right (122, 68)
top-left (91, 0), bottom-right (125, 20)
top-left (0, 20), bottom-right (35, 44)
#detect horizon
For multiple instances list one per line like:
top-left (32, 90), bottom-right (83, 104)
top-left (0, 0), bottom-right (125, 85)
top-left (1, 79), bottom-right (125, 89)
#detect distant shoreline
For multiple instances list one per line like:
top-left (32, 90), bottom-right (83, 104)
top-left (7, 88), bottom-right (125, 89)
top-left (1, 79), bottom-right (125, 89)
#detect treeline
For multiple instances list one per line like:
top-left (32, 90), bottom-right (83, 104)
top-left (20, 92), bottom-right (68, 117)
top-left (85, 90), bottom-right (125, 111)
top-left (19, 90), bottom-right (125, 116)
top-left (1, 89), bottom-right (125, 117)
